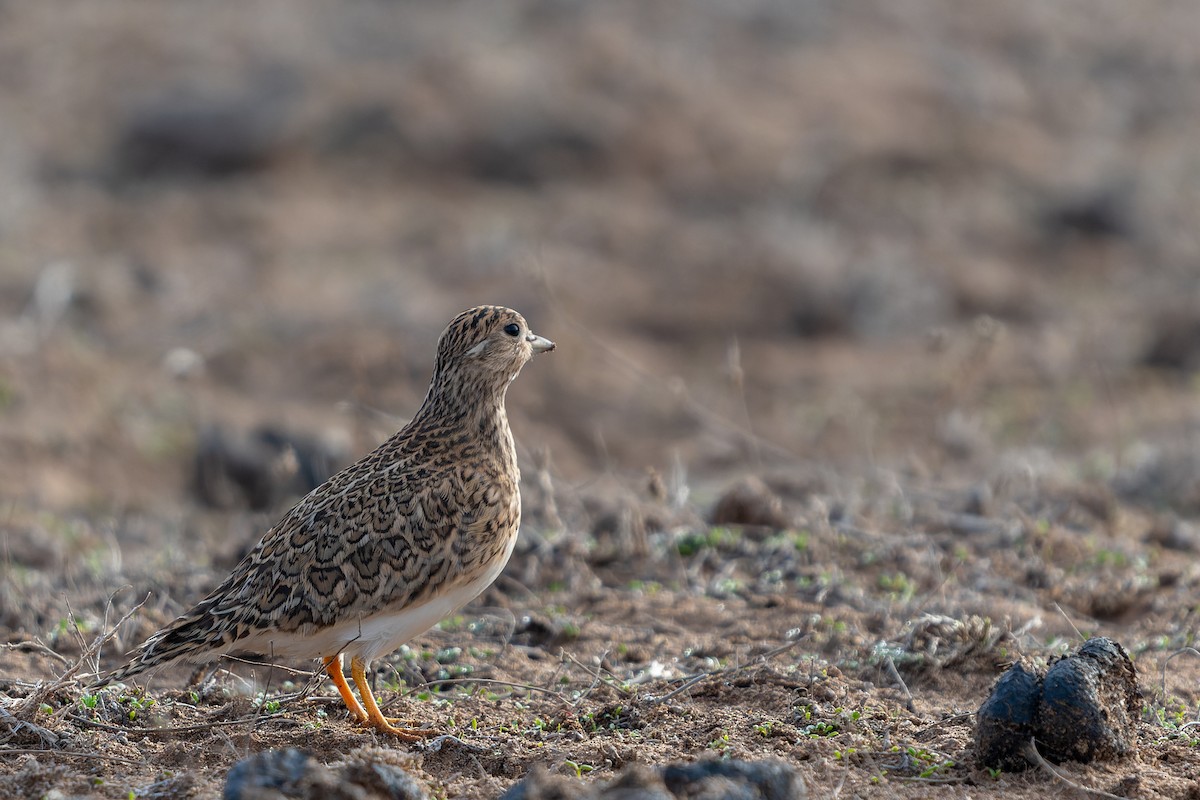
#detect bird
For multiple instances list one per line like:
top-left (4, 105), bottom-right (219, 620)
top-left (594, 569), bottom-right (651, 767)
top-left (101, 305), bottom-right (555, 738)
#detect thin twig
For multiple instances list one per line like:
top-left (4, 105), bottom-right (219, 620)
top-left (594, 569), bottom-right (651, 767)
top-left (1024, 740), bottom-right (1127, 799)
top-left (420, 677), bottom-right (565, 699)
top-left (563, 650), bottom-right (633, 700)
top-left (569, 650), bottom-right (606, 706)
top-left (1, 640), bottom-right (70, 667)
top-left (1052, 603), bottom-right (1085, 643)
top-left (644, 639), bottom-right (802, 705)
top-left (914, 712), bottom-right (974, 736)
top-left (883, 657), bottom-right (915, 713)
top-left (645, 673), bottom-right (709, 705)
top-left (82, 592), bottom-right (150, 685)
top-left (0, 747), bottom-right (146, 767)
top-left (0, 706), bottom-right (59, 748)
top-left (422, 734), bottom-right (490, 753)
top-left (899, 776), bottom-right (965, 784)
top-left (219, 655), bottom-right (320, 680)
top-left (67, 713), bottom-right (299, 737)
top-left (1159, 647), bottom-right (1200, 708)
top-left (16, 594), bottom-right (148, 719)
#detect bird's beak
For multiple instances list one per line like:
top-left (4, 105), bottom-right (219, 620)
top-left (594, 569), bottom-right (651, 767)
top-left (527, 333), bottom-right (556, 354)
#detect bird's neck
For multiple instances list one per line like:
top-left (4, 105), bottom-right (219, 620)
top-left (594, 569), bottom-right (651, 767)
top-left (413, 372), bottom-right (516, 455)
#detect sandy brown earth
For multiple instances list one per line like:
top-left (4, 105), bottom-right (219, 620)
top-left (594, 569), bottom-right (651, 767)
top-left (3, 1), bottom-right (1200, 798)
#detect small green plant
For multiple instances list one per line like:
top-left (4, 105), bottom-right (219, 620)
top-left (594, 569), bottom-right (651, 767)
top-left (708, 730), bottom-right (731, 751)
top-left (877, 572), bottom-right (916, 601)
top-left (677, 526), bottom-right (738, 557)
top-left (435, 647), bottom-right (462, 664)
top-left (253, 691), bottom-right (283, 714)
top-left (801, 721), bottom-right (839, 738)
top-left (124, 695), bottom-right (155, 721)
top-left (564, 760), bottom-right (595, 778)
top-left (714, 577), bottom-right (742, 595)
top-left (1146, 697), bottom-right (1193, 730)
top-left (891, 745), bottom-right (955, 778)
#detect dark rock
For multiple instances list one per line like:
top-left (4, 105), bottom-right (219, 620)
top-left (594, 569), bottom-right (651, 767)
top-left (224, 748), bottom-right (428, 800)
top-left (512, 613), bottom-right (578, 649)
top-left (974, 662), bottom-right (1042, 772)
top-left (317, 101), bottom-right (611, 187)
top-left (455, 120), bottom-right (608, 187)
top-left (111, 73), bottom-right (298, 181)
top-left (1112, 445), bottom-right (1200, 516)
top-left (224, 749), bottom-right (337, 800)
top-left (340, 760), bottom-right (428, 800)
top-left (317, 104), bottom-right (407, 165)
top-left (1038, 189), bottom-right (1133, 241)
top-left (1144, 515), bottom-right (1200, 553)
top-left (0, 522), bottom-right (65, 570)
top-left (495, 767), bottom-right (575, 800)
top-left (498, 764), bottom-right (672, 800)
top-left (659, 759), bottom-right (804, 800)
top-left (711, 477), bottom-right (789, 529)
top-left (1142, 307), bottom-right (1200, 372)
top-left (1037, 637), bottom-right (1139, 764)
top-left (499, 760), bottom-right (803, 800)
top-left (193, 424), bottom-right (345, 511)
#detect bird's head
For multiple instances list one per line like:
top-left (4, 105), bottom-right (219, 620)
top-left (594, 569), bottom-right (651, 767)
top-left (434, 306), bottom-right (555, 394)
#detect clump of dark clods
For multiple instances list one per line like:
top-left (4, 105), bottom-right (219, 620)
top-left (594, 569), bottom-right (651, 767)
top-left (974, 637), bottom-right (1139, 772)
top-left (1037, 637), bottom-right (1140, 764)
top-left (224, 748), bottom-right (428, 800)
top-left (499, 759), bottom-right (804, 800)
top-left (193, 425), bottom-right (346, 511)
top-left (710, 476), bottom-right (790, 529)
top-left (974, 662), bottom-right (1043, 772)
top-left (1141, 306), bottom-right (1200, 372)
top-left (110, 75), bottom-right (298, 182)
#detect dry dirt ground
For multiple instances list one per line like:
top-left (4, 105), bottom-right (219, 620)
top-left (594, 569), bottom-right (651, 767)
top-left (3, 1), bottom-right (1200, 798)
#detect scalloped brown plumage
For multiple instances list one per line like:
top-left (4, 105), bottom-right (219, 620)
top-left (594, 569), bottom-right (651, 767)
top-left (103, 306), bottom-right (555, 737)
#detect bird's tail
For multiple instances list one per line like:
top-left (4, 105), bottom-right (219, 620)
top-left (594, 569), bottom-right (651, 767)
top-left (94, 606), bottom-right (229, 688)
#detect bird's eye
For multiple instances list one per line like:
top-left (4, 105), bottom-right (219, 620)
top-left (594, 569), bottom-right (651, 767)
top-left (503, 323), bottom-right (521, 337)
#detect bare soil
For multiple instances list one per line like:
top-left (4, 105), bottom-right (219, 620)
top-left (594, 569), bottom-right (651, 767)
top-left (3, 2), bottom-right (1200, 798)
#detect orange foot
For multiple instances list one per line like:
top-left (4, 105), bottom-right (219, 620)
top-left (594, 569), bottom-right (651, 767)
top-left (350, 655), bottom-right (439, 741)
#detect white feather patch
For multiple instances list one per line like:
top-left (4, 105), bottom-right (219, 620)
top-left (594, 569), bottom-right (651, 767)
top-left (465, 340), bottom-right (489, 357)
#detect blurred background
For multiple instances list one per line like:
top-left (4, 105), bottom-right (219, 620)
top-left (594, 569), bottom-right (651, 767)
top-left (1, 0), bottom-right (1199, 547)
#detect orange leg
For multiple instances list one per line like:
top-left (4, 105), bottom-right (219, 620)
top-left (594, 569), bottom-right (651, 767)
top-left (323, 654), bottom-right (367, 723)
top-left (349, 655), bottom-right (435, 740)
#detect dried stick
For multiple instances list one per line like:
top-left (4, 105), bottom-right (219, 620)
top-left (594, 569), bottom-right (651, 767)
top-left (1024, 740), bottom-right (1127, 799)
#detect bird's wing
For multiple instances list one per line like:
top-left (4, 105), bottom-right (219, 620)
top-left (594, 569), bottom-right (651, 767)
top-left (105, 462), bottom-right (471, 681)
